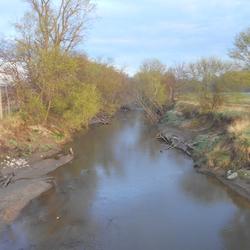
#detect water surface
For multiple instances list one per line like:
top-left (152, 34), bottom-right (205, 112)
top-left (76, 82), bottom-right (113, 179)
top-left (1, 111), bottom-right (250, 250)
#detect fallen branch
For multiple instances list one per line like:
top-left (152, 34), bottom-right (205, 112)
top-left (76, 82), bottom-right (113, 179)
top-left (157, 132), bottom-right (193, 157)
top-left (0, 172), bottom-right (15, 188)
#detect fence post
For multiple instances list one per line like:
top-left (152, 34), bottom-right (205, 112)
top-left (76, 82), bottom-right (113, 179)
top-left (0, 86), bottom-right (3, 119)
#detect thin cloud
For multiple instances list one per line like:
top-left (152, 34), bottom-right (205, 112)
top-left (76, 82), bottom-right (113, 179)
top-left (0, 0), bottom-right (250, 75)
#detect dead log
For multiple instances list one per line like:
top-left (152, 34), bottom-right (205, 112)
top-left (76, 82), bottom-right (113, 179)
top-left (157, 132), bottom-right (192, 157)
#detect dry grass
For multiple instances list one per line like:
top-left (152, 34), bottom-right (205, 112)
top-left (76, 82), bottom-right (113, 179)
top-left (0, 115), bottom-right (25, 151)
top-left (174, 94), bottom-right (250, 170)
top-left (0, 115), bottom-right (60, 159)
top-left (228, 118), bottom-right (250, 135)
top-left (0, 115), bottom-right (25, 138)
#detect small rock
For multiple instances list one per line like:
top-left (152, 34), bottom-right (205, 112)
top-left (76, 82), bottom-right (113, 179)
top-left (69, 148), bottom-right (74, 155)
top-left (193, 164), bottom-right (200, 169)
top-left (227, 172), bottom-right (238, 180)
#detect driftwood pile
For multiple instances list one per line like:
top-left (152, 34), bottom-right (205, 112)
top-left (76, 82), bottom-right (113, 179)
top-left (90, 114), bottom-right (110, 126)
top-left (156, 132), bottom-right (196, 157)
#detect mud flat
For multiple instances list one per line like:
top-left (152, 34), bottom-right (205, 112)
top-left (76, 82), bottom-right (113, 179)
top-left (0, 149), bottom-right (73, 232)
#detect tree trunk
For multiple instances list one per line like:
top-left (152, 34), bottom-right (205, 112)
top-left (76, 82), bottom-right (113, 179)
top-left (169, 85), bottom-right (175, 104)
top-left (5, 85), bottom-right (11, 115)
top-left (0, 87), bottom-right (3, 119)
top-left (44, 100), bottom-right (52, 124)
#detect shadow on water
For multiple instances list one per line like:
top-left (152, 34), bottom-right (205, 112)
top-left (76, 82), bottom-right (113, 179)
top-left (1, 111), bottom-right (250, 250)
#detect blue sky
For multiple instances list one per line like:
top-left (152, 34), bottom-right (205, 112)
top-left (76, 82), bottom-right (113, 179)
top-left (0, 0), bottom-right (250, 75)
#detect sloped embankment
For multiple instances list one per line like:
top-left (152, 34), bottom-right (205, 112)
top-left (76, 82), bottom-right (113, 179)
top-left (0, 149), bottom-right (73, 232)
top-left (158, 103), bottom-right (250, 201)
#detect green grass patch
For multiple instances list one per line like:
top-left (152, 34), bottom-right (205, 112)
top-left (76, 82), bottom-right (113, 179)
top-left (160, 110), bottom-right (185, 126)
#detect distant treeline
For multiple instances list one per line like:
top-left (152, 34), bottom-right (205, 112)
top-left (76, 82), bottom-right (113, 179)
top-left (133, 27), bottom-right (250, 120)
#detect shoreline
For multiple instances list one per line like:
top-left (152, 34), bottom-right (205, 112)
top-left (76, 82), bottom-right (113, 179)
top-left (158, 123), bottom-right (250, 203)
top-left (1, 108), bottom-right (249, 233)
top-left (0, 109), bottom-right (123, 232)
top-left (196, 166), bottom-right (250, 203)
top-left (0, 148), bottom-right (73, 232)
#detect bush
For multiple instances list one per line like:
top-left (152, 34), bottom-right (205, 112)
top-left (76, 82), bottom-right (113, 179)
top-left (63, 84), bottom-right (101, 131)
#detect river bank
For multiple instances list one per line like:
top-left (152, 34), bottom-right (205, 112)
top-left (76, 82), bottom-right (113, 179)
top-left (2, 110), bottom-right (250, 250)
top-left (0, 110), bottom-right (121, 231)
top-left (0, 148), bottom-right (73, 232)
top-left (158, 106), bottom-right (250, 202)
top-left (1, 107), bottom-right (249, 234)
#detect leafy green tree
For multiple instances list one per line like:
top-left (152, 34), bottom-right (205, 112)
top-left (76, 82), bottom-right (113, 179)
top-left (0, 0), bottom-right (103, 130)
top-left (85, 61), bottom-right (126, 112)
top-left (135, 59), bottom-right (168, 105)
top-left (63, 84), bottom-right (101, 131)
top-left (134, 59), bottom-right (169, 121)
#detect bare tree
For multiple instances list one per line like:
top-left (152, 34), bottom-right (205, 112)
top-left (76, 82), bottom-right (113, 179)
top-left (17, 0), bottom-right (95, 52)
top-left (168, 63), bottom-right (189, 101)
top-left (0, 0), bottom-right (95, 85)
top-left (163, 72), bottom-right (176, 104)
top-left (187, 57), bottom-right (231, 84)
top-left (186, 57), bottom-right (233, 112)
top-left (0, 86), bottom-right (3, 119)
top-left (229, 27), bottom-right (250, 69)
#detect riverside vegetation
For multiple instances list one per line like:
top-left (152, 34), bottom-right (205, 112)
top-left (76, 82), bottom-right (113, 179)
top-left (133, 29), bottom-right (250, 185)
top-left (0, 1), bottom-right (250, 187)
top-left (0, 0), bottom-right (133, 160)
top-left (0, 0), bottom-right (134, 223)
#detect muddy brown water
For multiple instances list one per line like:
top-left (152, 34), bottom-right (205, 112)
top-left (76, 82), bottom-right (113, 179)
top-left (1, 111), bottom-right (250, 250)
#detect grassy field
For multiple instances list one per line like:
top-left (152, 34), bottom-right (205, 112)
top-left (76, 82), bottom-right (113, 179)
top-left (178, 92), bottom-right (250, 116)
top-left (179, 92), bottom-right (250, 105)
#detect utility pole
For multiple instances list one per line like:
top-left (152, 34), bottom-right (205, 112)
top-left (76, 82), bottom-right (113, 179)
top-left (0, 86), bottom-right (3, 119)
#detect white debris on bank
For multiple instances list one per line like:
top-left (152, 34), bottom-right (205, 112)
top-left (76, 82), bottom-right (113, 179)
top-left (226, 170), bottom-right (238, 180)
top-left (0, 156), bottom-right (30, 170)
